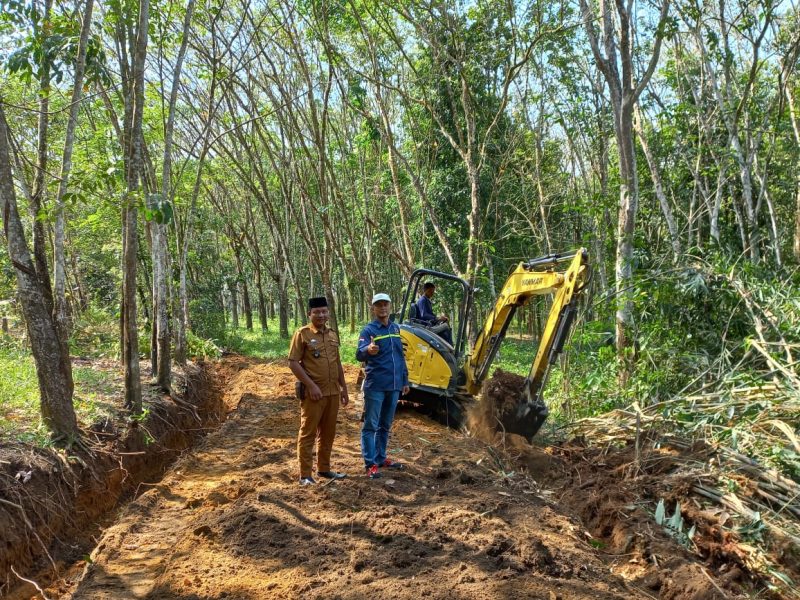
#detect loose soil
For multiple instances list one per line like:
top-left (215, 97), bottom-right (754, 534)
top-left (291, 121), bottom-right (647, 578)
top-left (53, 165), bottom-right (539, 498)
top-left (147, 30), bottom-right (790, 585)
top-left (13, 357), bottom-right (745, 600)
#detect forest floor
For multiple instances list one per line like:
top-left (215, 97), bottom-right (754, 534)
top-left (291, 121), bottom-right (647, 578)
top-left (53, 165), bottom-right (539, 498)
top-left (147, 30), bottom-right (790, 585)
top-left (24, 356), bottom-right (757, 600)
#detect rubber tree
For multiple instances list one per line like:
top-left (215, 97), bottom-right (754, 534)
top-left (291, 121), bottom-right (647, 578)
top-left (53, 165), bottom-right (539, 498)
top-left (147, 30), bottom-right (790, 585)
top-left (53, 0), bottom-right (95, 338)
top-left (0, 102), bottom-right (78, 439)
top-left (118, 0), bottom-right (150, 414)
top-left (579, 0), bottom-right (671, 383)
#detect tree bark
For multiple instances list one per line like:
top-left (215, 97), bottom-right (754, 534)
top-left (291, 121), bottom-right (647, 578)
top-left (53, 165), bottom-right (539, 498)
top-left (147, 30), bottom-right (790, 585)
top-left (1, 103), bottom-right (78, 439)
top-left (30, 0), bottom-right (55, 318)
top-left (634, 107), bottom-right (680, 260)
top-left (786, 82), bottom-right (800, 262)
top-left (121, 0), bottom-right (150, 414)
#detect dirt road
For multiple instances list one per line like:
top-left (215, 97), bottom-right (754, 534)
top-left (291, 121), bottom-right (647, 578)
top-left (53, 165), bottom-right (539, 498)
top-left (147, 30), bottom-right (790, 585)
top-left (64, 357), bottom-right (647, 599)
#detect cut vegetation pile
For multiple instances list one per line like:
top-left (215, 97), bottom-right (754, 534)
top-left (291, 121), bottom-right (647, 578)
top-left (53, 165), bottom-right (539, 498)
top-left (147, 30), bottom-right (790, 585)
top-left (566, 379), bottom-right (799, 598)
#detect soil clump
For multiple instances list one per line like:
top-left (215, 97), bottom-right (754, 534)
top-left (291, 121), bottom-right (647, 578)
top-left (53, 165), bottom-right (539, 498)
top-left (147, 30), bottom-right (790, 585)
top-left (467, 368), bottom-right (527, 442)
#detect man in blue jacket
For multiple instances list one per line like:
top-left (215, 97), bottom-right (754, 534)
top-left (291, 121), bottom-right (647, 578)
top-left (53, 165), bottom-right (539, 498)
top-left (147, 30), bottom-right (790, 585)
top-left (415, 282), bottom-right (453, 345)
top-left (357, 293), bottom-right (410, 479)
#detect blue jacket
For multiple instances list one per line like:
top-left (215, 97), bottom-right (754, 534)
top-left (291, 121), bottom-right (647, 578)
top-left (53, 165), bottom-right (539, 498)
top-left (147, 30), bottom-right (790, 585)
top-left (416, 295), bottom-right (437, 324)
top-left (357, 320), bottom-right (409, 391)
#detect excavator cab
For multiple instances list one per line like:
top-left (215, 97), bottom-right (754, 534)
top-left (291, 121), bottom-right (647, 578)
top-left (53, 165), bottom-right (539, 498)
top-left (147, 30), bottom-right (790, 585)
top-left (397, 270), bottom-right (472, 408)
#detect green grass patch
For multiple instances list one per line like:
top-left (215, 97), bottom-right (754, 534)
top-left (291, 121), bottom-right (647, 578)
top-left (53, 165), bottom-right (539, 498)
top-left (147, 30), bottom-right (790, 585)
top-left (222, 321), bottom-right (362, 364)
top-left (0, 347), bottom-right (121, 444)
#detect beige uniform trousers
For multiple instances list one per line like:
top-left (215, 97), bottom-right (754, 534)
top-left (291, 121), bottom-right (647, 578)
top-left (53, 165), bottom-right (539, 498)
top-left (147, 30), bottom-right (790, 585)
top-left (297, 393), bottom-right (340, 477)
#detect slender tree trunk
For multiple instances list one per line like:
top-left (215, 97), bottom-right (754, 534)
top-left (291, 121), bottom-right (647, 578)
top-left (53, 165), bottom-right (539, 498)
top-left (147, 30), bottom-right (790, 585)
top-left (30, 0), bottom-right (55, 318)
top-left (229, 280), bottom-right (239, 330)
top-left (278, 271), bottom-right (289, 339)
top-left (68, 237), bottom-right (88, 311)
top-left (174, 250), bottom-right (188, 364)
top-left (155, 0), bottom-right (194, 382)
top-left (634, 107), bottom-right (680, 260)
top-left (785, 84), bottom-right (800, 262)
top-left (1, 103), bottom-right (77, 438)
top-left (121, 0), bottom-right (150, 414)
top-left (255, 267), bottom-right (267, 331)
top-left (615, 105), bottom-right (640, 383)
top-left (242, 277), bottom-right (253, 331)
top-left (54, 0), bottom-right (95, 339)
top-left (580, 0), bottom-right (670, 383)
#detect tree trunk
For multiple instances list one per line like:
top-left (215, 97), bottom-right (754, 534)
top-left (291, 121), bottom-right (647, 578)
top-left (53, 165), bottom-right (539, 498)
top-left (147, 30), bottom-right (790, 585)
top-left (53, 0), bottom-right (95, 340)
top-left (155, 0), bottom-right (194, 381)
top-left (1, 103), bottom-right (78, 439)
top-left (634, 107), bottom-right (680, 260)
top-left (68, 239), bottom-right (88, 311)
top-left (580, 0), bottom-right (670, 383)
top-left (233, 248), bottom-right (253, 330)
top-left (229, 280), bottom-right (239, 330)
top-left (255, 267), bottom-right (268, 331)
top-left (242, 277), bottom-right (253, 331)
top-left (278, 275), bottom-right (290, 339)
top-left (121, 0), bottom-right (150, 414)
top-left (174, 250), bottom-right (188, 365)
top-left (29, 0), bottom-right (55, 319)
top-left (786, 84), bottom-right (800, 262)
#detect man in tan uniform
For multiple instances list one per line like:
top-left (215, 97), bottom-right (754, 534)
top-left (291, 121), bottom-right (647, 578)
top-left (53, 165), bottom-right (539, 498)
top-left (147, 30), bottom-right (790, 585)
top-left (288, 296), bottom-right (349, 486)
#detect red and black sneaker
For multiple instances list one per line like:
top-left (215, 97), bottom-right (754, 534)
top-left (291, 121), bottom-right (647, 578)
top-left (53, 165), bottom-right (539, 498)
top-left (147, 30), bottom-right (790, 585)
top-left (365, 464), bottom-right (382, 479)
top-left (380, 458), bottom-right (404, 470)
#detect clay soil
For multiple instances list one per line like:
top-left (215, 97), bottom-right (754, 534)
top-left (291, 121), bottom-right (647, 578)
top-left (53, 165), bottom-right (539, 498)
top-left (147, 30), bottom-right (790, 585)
top-left (24, 357), bottom-right (754, 600)
top-left (30, 357), bottom-right (640, 600)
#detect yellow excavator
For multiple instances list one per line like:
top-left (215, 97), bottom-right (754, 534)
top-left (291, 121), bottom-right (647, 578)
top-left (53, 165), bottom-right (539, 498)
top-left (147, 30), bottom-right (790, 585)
top-left (397, 249), bottom-right (590, 441)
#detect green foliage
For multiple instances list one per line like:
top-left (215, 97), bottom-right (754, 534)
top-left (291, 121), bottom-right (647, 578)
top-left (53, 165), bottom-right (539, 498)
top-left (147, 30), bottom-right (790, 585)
top-left (654, 499), bottom-right (696, 548)
top-left (186, 331), bottom-right (222, 359)
top-left (69, 304), bottom-right (119, 358)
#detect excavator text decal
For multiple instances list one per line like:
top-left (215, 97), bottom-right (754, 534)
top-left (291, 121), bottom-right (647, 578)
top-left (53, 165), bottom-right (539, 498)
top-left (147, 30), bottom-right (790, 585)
top-left (522, 277), bottom-right (544, 287)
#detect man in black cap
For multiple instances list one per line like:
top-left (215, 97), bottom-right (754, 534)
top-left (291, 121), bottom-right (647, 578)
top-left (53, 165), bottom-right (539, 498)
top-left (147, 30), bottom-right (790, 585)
top-left (289, 296), bottom-right (349, 486)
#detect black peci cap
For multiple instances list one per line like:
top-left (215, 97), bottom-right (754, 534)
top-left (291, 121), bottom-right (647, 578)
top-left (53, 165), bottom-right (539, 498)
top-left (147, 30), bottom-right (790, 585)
top-left (308, 296), bottom-right (328, 310)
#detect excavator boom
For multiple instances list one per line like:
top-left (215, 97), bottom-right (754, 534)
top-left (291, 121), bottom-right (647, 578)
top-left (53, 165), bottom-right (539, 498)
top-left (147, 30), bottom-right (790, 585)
top-left (466, 249), bottom-right (589, 440)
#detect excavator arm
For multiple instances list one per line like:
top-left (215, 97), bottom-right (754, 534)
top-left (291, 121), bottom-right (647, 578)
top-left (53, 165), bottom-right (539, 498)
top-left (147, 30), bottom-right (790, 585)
top-left (465, 249), bottom-right (589, 440)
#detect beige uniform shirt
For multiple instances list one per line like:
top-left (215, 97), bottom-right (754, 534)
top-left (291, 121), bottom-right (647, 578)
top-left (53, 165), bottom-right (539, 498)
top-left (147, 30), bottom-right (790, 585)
top-left (288, 324), bottom-right (342, 397)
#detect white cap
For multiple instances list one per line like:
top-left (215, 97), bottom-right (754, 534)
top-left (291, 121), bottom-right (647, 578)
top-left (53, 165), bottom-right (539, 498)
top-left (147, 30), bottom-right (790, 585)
top-left (371, 292), bottom-right (392, 304)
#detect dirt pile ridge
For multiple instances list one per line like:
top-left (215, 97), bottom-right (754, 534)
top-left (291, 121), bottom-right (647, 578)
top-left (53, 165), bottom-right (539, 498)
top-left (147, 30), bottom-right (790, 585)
top-left (59, 360), bottom-right (647, 600)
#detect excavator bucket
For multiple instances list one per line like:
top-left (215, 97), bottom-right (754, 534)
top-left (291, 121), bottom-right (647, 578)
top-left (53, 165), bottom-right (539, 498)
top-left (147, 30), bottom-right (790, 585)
top-left (498, 399), bottom-right (549, 442)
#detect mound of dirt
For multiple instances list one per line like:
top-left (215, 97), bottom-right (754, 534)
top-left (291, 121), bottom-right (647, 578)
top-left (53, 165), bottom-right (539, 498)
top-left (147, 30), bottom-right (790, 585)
top-left (527, 440), bottom-right (762, 600)
top-left (467, 369), bottom-right (526, 442)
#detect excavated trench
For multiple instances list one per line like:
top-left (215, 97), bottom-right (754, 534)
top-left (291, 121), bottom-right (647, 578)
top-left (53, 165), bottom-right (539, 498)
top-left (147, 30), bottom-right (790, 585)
top-left (0, 360), bottom-right (227, 599)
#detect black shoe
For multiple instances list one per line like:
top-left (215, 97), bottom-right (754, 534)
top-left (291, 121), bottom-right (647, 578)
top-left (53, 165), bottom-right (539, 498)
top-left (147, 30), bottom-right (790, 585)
top-left (317, 471), bottom-right (347, 480)
top-left (379, 459), bottom-right (404, 470)
top-left (366, 464), bottom-right (382, 479)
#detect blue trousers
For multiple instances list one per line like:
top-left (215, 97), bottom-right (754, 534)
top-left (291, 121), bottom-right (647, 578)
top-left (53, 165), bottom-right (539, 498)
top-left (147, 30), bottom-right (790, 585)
top-left (361, 389), bottom-right (400, 467)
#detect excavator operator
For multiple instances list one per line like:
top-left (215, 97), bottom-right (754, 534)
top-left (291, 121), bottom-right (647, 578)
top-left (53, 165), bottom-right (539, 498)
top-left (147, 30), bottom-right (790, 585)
top-left (416, 282), bottom-right (453, 345)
